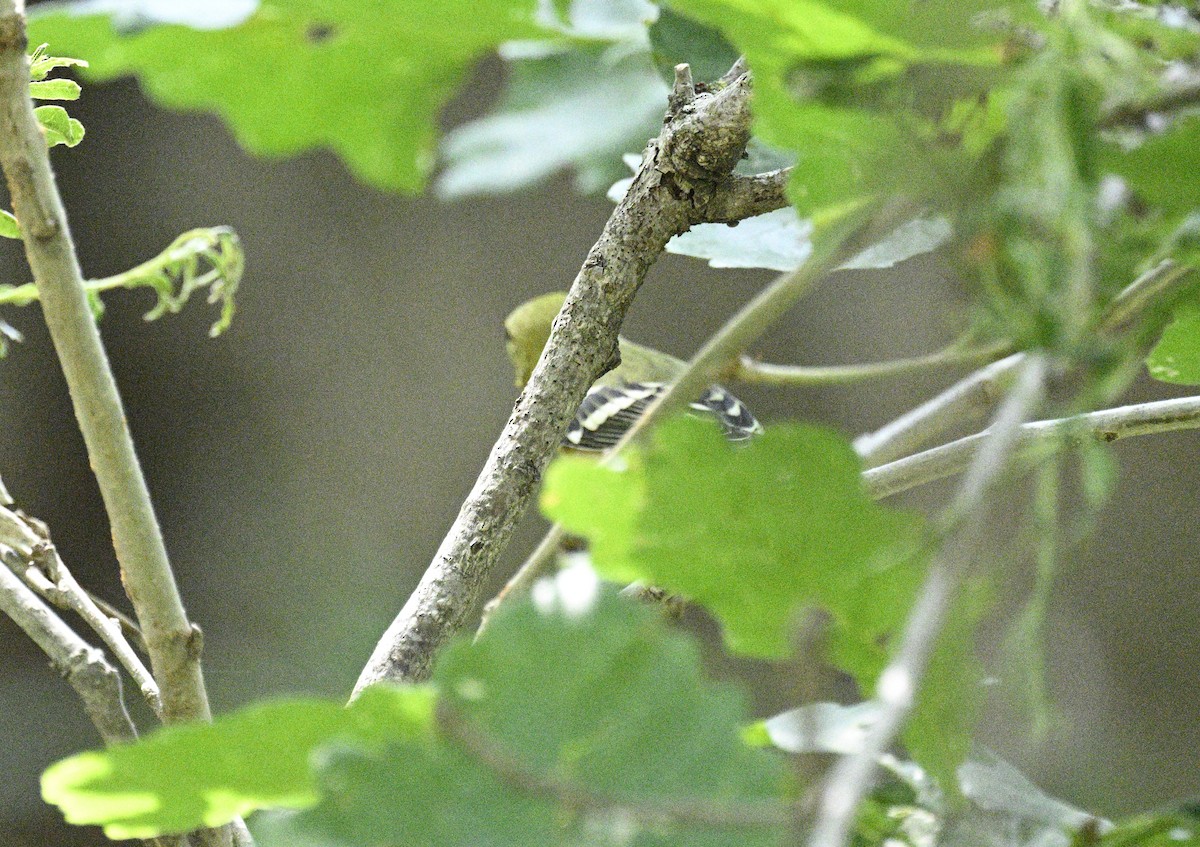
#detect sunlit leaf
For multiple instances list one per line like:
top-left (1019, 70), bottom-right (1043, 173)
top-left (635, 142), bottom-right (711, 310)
top-left (41, 687), bottom-right (434, 839)
top-left (30, 0), bottom-right (544, 191)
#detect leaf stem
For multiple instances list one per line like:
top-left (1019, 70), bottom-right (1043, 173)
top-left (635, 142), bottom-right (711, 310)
top-left (732, 339), bottom-right (1012, 387)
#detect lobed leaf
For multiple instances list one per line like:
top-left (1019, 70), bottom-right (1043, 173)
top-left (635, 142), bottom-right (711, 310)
top-left (41, 686), bottom-right (435, 839)
top-left (29, 0), bottom-right (545, 191)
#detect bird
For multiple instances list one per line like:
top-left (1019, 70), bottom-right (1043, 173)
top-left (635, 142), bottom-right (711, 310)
top-left (504, 291), bottom-right (763, 451)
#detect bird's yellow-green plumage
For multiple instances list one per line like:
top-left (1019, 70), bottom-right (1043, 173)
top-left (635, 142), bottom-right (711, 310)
top-left (504, 291), bottom-right (685, 389)
top-left (504, 291), bottom-right (763, 451)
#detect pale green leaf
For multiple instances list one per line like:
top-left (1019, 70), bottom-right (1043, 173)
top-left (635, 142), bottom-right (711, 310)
top-left (41, 686), bottom-right (434, 839)
top-left (1146, 303), bottom-right (1200, 384)
top-left (34, 104), bottom-right (85, 147)
top-left (437, 47), bottom-right (667, 197)
top-left (29, 78), bottom-right (81, 100)
top-left (0, 209), bottom-right (20, 239)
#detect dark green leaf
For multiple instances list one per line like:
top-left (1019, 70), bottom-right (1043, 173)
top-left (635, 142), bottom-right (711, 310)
top-left (29, 0), bottom-right (544, 191)
top-left (40, 686), bottom-right (434, 839)
top-left (648, 6), bottom-right (740, 83)
top-left (1103, 116), bottom-right (1200, 218)
top-left (272, 590), bottom-right (787, 847)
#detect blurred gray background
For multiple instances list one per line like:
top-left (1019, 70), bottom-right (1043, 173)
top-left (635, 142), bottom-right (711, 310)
top-left (0, 63), bottom-right (1197, 845)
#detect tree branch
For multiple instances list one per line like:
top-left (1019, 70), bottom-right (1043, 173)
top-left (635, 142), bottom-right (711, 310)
top-left (354, 62), bottom-right (768, 693)
top-left (853, 259), bottom-right (1195, 467)
top-left (700, 168), bottom-right (792, 224)
top-left (854, 354), bottom-right (1025, 466)
top-left (0, 553), bottom-right (138, 744)
top-left (864, 392), bottom-right (1200, 500)
top-left (0, 5), bottom-right (211, 725)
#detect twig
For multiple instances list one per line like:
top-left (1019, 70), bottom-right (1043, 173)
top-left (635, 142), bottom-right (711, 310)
top-left (1099, 76), bottom-right (1200, 129)
top-left (853, 260), bottom-right (1195, 467)
top-left (0, 553), bottom-right (138, 744)
top-left (0, 4), bottom-right (211, 724)
top-left (733, 340), bottom-right (1012, 387)
top-left (1099, 259), bottom-right (1194, 330)
top-left (701, 168), bottom-right (793, 224)
top-left (436, 699), bottom-right (790, 830)
top-left (808, 355), bottom-right (1048, 847)
top-left (864, 392), bottom-right (1200, 499)
top-left (854, 354), bottom-right (1025, 466)
top-left (353, 60), bottom-right (785, 693)
top-left (28, 540), bottom-right (162, 715)
top-left (612, 201), bottom-right (907, 449)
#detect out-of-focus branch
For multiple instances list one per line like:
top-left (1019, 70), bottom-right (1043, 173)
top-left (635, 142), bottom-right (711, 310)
top-left (865, 393), bottom-right (1200, 499)
top-left (808, 355), bottom-right (1048, 847)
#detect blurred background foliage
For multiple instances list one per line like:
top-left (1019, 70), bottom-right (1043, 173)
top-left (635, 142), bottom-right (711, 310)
top-left (0, 0), bottom-right (1198, 843)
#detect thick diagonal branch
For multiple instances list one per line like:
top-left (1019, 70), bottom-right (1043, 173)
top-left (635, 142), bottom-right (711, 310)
top-left (353, 64), bottom-right (782, 693)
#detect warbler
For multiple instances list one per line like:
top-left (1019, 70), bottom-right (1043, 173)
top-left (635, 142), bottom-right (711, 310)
top-left (505, 292), bottom-right (763, 451)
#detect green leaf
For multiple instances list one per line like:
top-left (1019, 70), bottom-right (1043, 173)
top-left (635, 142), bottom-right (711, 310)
top-left (41, 686), bottom-right (435, 839)
top-left (33, 104), bottom-right (85, 147)
top-left (0, 209), bottom-right (20, 239)
top-left (29, 77), bottom-right (82, 100)
top-left (1092, 806), bottom-right (1200, 847)
top-left (1104, 116), bottom-right (1200, 218)
top-left (29, 0), bottom-right (544, 191)
top-left (437, 47), bottom-right (667, 197)
top-left (1146, 302), bottom-right (1200, 384)
top-left (542, 418), bottom-right (923, 664)
top-left (668, 0), bottom-right (1009, 214)
top-left (27, 42), bottom-right (88, 81)
top-left (648, 5), bottom-right (740, 83)
top-left (273, 589), bottom-right (786, 847)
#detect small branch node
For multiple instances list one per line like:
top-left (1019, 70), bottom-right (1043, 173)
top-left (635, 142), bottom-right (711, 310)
top-left (669, 63), bottom-right (696, 114)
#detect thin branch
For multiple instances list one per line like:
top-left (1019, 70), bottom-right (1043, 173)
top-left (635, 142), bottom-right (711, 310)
top-left (0, 5), bottom-right (211, 724)
top-left (27, 540), bottom-right (162, 715)
top-left (700, 168), bottom-right (792, 224)
top-left (733, 340), bottom-right (1012, 387)
top-left (436, 700), bottom-right (790, 830)
top-left (1099, 259), bottom-right (1194, 330)
top-left (1099, 76), bottom-right (1200, 129)
top-left (354, 61), bottom-right (769, 694)
top-left (865, 392), bottom-right (1200, 500)
top-left (0, 553), bottom-right (138, 744)
top-left (853, 260), bottom-right (1196, 467)
top-left (854, 354), bottom-right (1025, 466)
top-left (808, 355), bottom-right (1048, 847)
